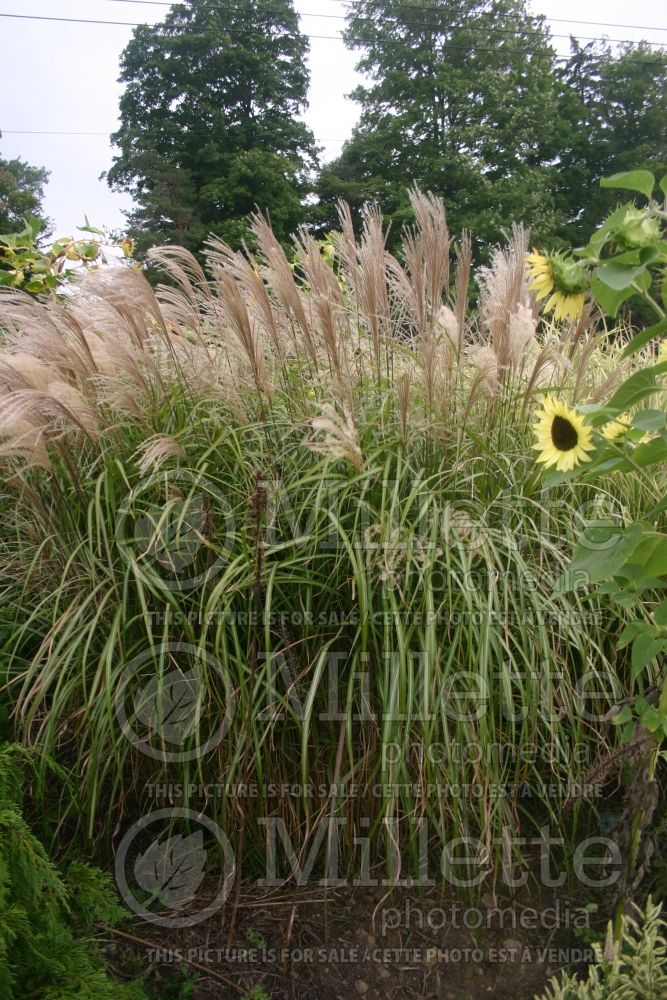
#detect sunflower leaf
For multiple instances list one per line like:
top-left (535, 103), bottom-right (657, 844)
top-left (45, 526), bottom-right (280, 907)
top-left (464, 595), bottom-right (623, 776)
top-left (555, 521), bottom-right (646, 592)
top-left (604, 368), bottom-right (662, 414)
top-left (631, 410), bottom-right (666, 432)
top-left (596, 263), bottom-right (647, 291)
top-left (591, 277), bottom-right (634, 317)
top-left (600, 170), bottom-right (655, 201)
top-left (621, 533), bottom-right (667, 580)
top-left (622, 317), bottom-right (667, 357)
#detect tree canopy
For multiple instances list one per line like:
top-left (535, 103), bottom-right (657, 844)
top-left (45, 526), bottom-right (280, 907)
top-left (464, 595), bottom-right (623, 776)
top-left (107, 0), bottom-right (667, 259)
top-left (314, 0), bottom-right (564, 250)
top-left (556, 41), bottom-right (667, 245)
top-left (314, 1), bottom-right (667, 254)
top-left (0, 137), bottom-right (50, 236)
top-left (107, 0), bottom-right (319, 255)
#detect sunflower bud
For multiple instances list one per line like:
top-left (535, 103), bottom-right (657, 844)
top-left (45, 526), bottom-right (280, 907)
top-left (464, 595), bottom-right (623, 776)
top-left (549, 256), bottom-right (590, 295)
top-left (612, 208), bottom-right (661, 250)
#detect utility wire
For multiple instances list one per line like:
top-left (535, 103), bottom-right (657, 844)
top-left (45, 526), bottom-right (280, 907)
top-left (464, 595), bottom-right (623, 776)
top-left (1, 129), bottom-right (110, 136)
top-left (1, 9), bottom-right (666, 49)
top-left (0, 128), bottom-right (347, 139)
top-left (83, 0), bottom-right (667, 48)
top-left (100, 0), bottom-right (667, 34)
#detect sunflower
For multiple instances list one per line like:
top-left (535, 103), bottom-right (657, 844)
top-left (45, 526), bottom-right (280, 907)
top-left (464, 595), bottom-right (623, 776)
top-left (533, 397), bottom-right (595, 472)
top-left (526, 250), bottom-right (589, 322)
top-left (601, 418), bottom-right (631, 441)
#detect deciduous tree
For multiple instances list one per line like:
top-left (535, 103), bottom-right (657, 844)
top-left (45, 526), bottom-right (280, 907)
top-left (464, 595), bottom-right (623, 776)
top-left (107, 0), bottom-right (318, 255)
top-left (314, 0), bottom-right (565, 252)
top-left (0, 138), bottom-right (50, 236)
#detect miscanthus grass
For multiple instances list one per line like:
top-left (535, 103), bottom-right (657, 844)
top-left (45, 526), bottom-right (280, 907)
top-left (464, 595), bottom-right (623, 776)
top-left (0, 191), bottom-right (662, 887)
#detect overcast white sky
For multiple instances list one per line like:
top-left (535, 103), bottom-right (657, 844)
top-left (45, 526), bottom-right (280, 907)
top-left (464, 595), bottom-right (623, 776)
top-left (0, 0), bottom-right (665, 237)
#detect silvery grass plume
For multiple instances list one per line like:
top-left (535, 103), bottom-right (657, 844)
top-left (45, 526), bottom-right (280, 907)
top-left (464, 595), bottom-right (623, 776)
top-left (0, 190), bottom-right (629, 475)
top-left (308, 403), bottom-right (363, 473)
top-left (474, 224), bottom-right (537, 386)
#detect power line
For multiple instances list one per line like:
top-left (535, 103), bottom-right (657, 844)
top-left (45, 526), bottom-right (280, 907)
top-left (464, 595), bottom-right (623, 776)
top-left (100, 0), bottom-right (667, 34)
top-left (0, 12), bottom-right (139, 26)
top-left (0, 128), bottom-right (347, 140)
top-left (88, 0), bottom-right (667, 48)
top-left (2, 9), bottom-right (666, 49)
top-left (80, 2), bottom-right (667, 48)
top-left (2, 129), bottom-right (110, 136)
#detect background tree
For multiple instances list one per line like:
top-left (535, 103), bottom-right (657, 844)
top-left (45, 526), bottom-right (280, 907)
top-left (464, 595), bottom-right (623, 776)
top-left (0, 136), bottom-right (51, 236)
top-left (314, 0), bottom-right (566, 253)
top-left (107, 0), bottom-right (318, 256)
top-left (556, 41), bottom-right (667, 246)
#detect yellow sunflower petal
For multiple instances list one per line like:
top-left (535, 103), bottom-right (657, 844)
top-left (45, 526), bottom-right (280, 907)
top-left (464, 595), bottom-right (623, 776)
top-left (532, 397), bottom-right (595, 473)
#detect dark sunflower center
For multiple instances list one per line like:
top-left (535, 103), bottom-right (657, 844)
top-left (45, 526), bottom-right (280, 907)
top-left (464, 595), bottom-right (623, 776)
top-left (551, 415), bottom-right (578, 451)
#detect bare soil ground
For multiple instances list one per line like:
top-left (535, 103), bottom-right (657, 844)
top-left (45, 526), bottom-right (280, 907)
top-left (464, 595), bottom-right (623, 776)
top-left (111, 882), bottom-right (596, 999)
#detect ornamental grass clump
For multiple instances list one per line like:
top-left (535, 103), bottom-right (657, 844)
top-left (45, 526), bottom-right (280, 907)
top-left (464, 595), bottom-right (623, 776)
top-left (0, 191), bottom-right (660, 885)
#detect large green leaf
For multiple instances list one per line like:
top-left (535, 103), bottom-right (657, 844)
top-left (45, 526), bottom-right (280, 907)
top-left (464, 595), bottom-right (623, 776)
top-left (631, 410), bottom-right (667, 432)
top-left (632, 635), bottom-right (667, 677)
top-left (622, 318), bottom-right (667, 357)
top-left (600, 170), bottom-right (655, 200)
top-left (629, 435), bottom-right (667, 469)
top-left (605, 368), bottom-right (662, 413)
top-left (622, 533), bottom-right (667, 580)
top-left (557, 521), bottom-right (646, 591)
top-left (591, 278), bottom-right (629, 318)
top-left (596, 262), bottom-right (647, 291)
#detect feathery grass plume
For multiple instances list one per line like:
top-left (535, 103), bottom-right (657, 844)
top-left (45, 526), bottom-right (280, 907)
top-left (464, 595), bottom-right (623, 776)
top-left (204, 232), bottom-right (284, 364)
top-left (293, 226), bottom-right (349, 385)
top-left (435, 305), bottom-right (460, 376)
top-left (308, 402), bottom-right (363, 472)
top-left (0, 200), bottom-right (661, 891)
top-left (0, 292), bottom-right (98, 384)
top-left (470, 345), bottom-right (500, 397)
top-left (134, 434), bottom-right (187, 475)
top-left (0, 353), bottom-right (54, 393)
top-left (0, 386), bottom-right (99, 466)
top-left (477, 224), bottom-right (532, 378)
top-left (0, 416), bottom-right (51, 469)
top-left (148, 244), bottom-right (212, 345)
top-left (79, 264), bottom-right (169, 348)
top-left (404, 187), bottom-right (451, 332)
top-left (337, 201), bottom-right (392, 381)
top-left (520, 332), bottom-right (573, 413)
top-left (565, 297), bottom-right (596, 360)
top-left (389, 190), bottom-right (453, 408)
top-left (207, 262), bottom-right (270, 399)
top-left (507, 303), bottom-right (536, 372)
top-left (149, 243), bottom-right (211, 309)
top-left (250, 212), bottom-right (319, 367)
top-left (454, 230), bottom-right (472, 342)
